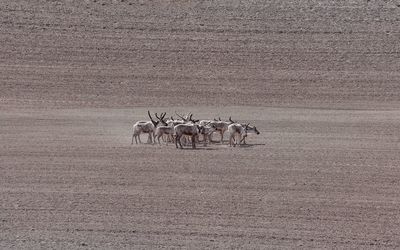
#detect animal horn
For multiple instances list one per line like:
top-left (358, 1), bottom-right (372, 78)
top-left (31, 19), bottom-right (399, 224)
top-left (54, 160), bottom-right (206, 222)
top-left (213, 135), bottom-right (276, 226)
top-left (175, 111), bottom-right (185, 120)
top-left (229, 116), bottom-right (235, 123)
top-left (148, 110), bottom-right (155, 122)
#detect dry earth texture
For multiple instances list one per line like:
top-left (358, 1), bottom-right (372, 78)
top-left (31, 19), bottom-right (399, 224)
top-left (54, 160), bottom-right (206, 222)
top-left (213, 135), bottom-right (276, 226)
top-left (1, 0), bottom-right (400, 249)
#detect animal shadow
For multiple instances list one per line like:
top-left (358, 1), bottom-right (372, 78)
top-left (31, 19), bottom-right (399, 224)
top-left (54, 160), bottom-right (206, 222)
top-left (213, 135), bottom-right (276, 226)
top-left (238, 143), bottom-right (266, 148)
top-left (178, 147), bottom-right (219, 151)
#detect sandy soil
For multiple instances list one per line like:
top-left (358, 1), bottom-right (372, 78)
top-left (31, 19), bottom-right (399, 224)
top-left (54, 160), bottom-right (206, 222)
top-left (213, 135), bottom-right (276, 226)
top-left (1, 0), bottom-right (400, 249)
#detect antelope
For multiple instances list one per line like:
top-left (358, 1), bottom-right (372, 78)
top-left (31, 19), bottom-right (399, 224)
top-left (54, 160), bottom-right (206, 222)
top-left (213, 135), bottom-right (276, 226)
top-left (174, 123), bottom-right (208, 149)
top-left (200, 117), bottom-right (235, 144)
top-left (198, 119), bottom-right (214, 141)
top-left (131, 111), bottom-right (160, 145)
top-left (155, 125), bottom-right (175, 145)
top-left (174, 112), bottom-right (200, 146)
top-left (228, 123), bottom-right (249, 147)
top-left (154, 113), bottom-right (177, 145)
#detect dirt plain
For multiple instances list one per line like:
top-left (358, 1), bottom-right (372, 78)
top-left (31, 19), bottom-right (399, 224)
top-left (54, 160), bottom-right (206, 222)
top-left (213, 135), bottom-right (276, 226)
top-left (1, 0), bottom-right (400, 249)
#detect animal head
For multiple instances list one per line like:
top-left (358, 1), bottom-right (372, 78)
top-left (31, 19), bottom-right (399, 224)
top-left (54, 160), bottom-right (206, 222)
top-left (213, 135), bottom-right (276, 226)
top-left (196, 124), bottom-right (208, 134)
top-left (242, 123), bottom-right (260, 134)
top-left (196, 125), bottom-right (203, 133)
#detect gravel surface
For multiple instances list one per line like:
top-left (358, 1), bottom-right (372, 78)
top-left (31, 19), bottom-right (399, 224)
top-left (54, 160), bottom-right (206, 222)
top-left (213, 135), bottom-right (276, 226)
top-left (1, 0), bottom-right (400, 249)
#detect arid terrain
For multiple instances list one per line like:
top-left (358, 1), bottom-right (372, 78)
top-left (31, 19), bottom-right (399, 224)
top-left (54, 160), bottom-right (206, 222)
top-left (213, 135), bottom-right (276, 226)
top-left (1, 0), bottom-right (400, 249)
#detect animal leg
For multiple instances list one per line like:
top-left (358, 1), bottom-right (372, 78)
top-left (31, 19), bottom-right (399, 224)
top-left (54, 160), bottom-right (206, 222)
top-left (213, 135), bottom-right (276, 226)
top-left (157, 134), bottom-right (161, 145)
top-left (178, 136), bottom-right (183, 149)
top-left (175, 135), bottom-right (179, 148)
top-left (192, 135), bottom-right (196, 149)
top-left (240, 136), bottom-right (247, 144)
top-left (183, 136), bottom-right (187, 146)
top-left (238, 134), bottom-right (243, 146)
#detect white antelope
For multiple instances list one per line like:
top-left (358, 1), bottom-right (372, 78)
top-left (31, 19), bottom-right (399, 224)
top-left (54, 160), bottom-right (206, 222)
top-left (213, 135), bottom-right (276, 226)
top-left (153, 112), bottom-right (176, 145)
top-left (174, 112), bottom-right (200, 146)
top-left (228, 123), bottom-right (248, 147)
top-left (131, 111), bottom-right (161, 145)
top-left (200, 117), bottom-right (235, 144)
top-left (154, 125), bottom-right (175, 145)
top-left (228, 123), bottom-right (260, 147)
top-left (174, 123), bottom-right (207, 149)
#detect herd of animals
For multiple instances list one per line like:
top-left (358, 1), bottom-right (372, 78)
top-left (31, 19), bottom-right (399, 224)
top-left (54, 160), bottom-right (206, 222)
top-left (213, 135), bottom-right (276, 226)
top-left (132, 111), bottom-right (260, 149)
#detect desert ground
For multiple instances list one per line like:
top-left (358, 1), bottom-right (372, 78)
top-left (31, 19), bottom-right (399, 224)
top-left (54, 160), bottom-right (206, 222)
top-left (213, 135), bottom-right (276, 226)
top-left (1, 0), bottom-right (400, 249)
